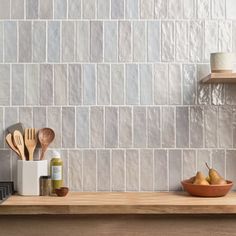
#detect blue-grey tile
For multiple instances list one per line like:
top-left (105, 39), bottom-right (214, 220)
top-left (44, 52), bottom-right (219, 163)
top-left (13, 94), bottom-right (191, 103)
top-left (140, 64), bottom-right (152, 105)
top-left (54, 0), bottom-right (67, 19)
top-left (12, 64), bottom-right (24, 105)
top-left (126, 0), bottom-right (139, 18)
top-left (68, 0), bottom-right (81, 18)
top-left (48, 21), bottom-right (60, 62)
top-left (0, 65), bottom-right (10, 105)
top-left (91, 21), bottom-right (103, 62)
top-left (111, 0), bottom-right (124, 19)
top-left (26, 0), bottom-right (38, 19)
top-left (148, 21), bottom-right (160, 62)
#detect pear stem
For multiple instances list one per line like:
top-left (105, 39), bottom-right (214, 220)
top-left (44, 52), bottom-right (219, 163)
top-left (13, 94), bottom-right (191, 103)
top-left (205, 162), bottom-right (210, 170)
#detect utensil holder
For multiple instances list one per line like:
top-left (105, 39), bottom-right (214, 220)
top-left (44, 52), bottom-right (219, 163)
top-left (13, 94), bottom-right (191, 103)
top-left (17, 160), bottom-right (48, 196)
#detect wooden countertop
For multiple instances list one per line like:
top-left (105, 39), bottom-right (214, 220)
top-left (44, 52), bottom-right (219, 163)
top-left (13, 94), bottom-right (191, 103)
top-left (1, 192), bottom-right (236, 215)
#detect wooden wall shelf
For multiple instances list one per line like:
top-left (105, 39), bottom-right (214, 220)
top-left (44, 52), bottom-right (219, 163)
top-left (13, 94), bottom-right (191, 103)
top-left (201, 73), bottom-right (236, 83)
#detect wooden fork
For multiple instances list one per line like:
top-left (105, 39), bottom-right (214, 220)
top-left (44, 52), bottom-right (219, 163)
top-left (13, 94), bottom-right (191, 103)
top-left (24, 128), bottom-right (37, 161)
top-left (13, 130), bottom-right (26, 161)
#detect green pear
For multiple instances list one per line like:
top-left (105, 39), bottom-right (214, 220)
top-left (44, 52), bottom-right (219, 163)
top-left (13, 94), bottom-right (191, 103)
top-left (205, 162), bottom-right (227, 185)
top-left (193, 171), bottom-right (210, 185)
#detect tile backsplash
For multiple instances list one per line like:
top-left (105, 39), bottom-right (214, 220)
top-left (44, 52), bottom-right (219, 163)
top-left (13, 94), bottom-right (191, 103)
top-left (1, 0), bottom-right (236, 191)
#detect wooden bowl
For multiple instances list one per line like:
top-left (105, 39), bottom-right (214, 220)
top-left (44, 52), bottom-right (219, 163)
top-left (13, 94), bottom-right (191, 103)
top-left (55, 187), bottom-right (69, 197)
top-left (181, 180), bottom-right (233, 197)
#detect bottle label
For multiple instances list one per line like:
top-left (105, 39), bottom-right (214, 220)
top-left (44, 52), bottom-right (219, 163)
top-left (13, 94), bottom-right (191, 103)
top-left (52, 166), bottom-right (62, 180)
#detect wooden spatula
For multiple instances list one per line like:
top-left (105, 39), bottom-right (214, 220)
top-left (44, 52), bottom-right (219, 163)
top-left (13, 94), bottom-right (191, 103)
top-left (13, 130), bottom-right (26, 161)
top-left (24, 128), bottom-right (37, 161)
top-left (5, 133), bottom-right (21, 159)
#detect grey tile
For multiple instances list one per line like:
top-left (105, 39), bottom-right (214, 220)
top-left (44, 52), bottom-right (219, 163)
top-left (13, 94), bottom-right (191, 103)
top-left (26, 0), bottom-right (38, 19)
top-left (33, 21), bottom-right (46, 62)
top-left (169, 0), bottom-right (183, 18)
top-left (5, 107), bottom-right (18, 131)
top-left (0, 108), bottom-right (3, 147)
top-left (54, 0), bottom-right (67, 19)
top-left (97, 0), bottom-right (110, 18)
top-left (119, 107), bottom-right (132, 148)
top-left (0, 0), bottom-right (10, 19)
top-left (126, 64), bottom-right (139, 105)
top-left (211, 84), bottom-right (225, 105)
top-left (204, 106), bottom-right (218, 148)
top-left (197, 150), bottom-right (211, 176)
top-left (148, 21), bottom-right (160, 62)
top-left (68, 64), bottom-right (82, 105)
top-left (40, 64), bottom-right (53, 105)
top-left (140, 0), bottom-right (154, 18)
top-left (126, 150), bottom-right (139, 191)
top-left (83, 150), bottom-right (96, 191)
top-left (104, 21), bottom-right (117, 62)
top-left (162, 107), bottom-right (175, 148)
top-left (0, 150), bottom-right (11, 181)
top-left (112, 150), bottom-right (125, 191)
top-left (154, 0), bottom-right (167, 18)
top-left (126, 0), bottom-right (139, 19)
top-left (111, 0), bottom-right (124, 19)
top-left (169, 150), bottom-right (182, 191)
top-left (190, 106), bottom-right (204, 148)
top-left (140, 64), bottom-right (152, 105)
top-left (97, 150), bottom-right (110, 191)
top-left (183, 150), bottom-right (196, 179)
top-left (69, 150), bottom-right (82, 191)
top-left (219, 21), bottom-right (232, 52)
top-left (133, 107), bottom-right (146, 148)
top-left (54, 64), bottom-right (67, 105)
top-left (19, 107), bottom-right (33, 127)
top-left (68, 0), bottom-right (81, 18)
top-left (97, 64), bottom-right (110, 105)
top-left (62, 107), bottom-right (75, 148)
top-left (11, 0), bottom-right (24, 19)
top-left (91, 21), bottom-right (103, 62)
top-left (233, 108), bottom-right (236, 148)
top-left (111, 64), bottom-right (124, 105)
top-left (91, 107), bottom-right (104, 148)
top-left (176, 107), bottom-right (189, 148)
top-left (0, 65), bottom-right (10, 105)
top-left (225, 84), bottom-right (236, 105)
top-left (33, 107), bottom-right (46, 129)
top-left (4, 21), bottom-right (17, 62)
top-left (212, 150), bottom-right (225, 179)
top-left (154, 64), bottom-right (168, 105)
top-left (140, 149), bottom-right (153, 191)
top-left (26, 64), bottom-right (39, 105)
top-left (19, 21), bottom-right (32, 62)
top-left (226, 150), bottom-right (236, 189)
top-left (147, 107), bottom-right (160, 148)
top-left (105, 107), bottom-right (118, 148)
top-left (76, 107), bottom-right (89, 148)
top-left (12, 64), bottom-right (24, 105)
top-left (62, 21), bottom-right (75, 62)
top-left (0, 23), bottom-right (3, 62)
top-left (83, 64), bottom-right (96, 105)
top-left (39, 0), bottom-right (53, 18)
top-left (60, 150), bottom-right (69, 186)
top-left (154, 150), bottom-right (168, 191)
top-left (183, 0), bottom-right (195, 18)
top-left (82, 0), bottom-right (96, 19)
top-left (48, 21), bottom-right (60, 62)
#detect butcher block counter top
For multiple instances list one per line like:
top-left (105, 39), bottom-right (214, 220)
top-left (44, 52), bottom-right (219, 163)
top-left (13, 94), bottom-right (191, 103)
top-left (1, 192), bottom-right (236, 215)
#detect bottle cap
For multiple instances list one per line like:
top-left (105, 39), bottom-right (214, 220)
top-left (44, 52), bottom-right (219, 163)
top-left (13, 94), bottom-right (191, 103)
top-left (52, 150), bottom-right (61, 159)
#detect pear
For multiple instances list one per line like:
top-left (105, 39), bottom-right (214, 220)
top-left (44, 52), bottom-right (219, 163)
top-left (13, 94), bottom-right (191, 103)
top-left (205, 162), bottom-right (227, 185)
top-left (193, 172), bottom-right (210, 185)
top-left (187, 176), bottom-right (196, 183)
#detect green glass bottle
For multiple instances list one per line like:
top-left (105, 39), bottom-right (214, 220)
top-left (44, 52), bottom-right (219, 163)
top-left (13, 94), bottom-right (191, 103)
top-left (50, 150), bottom-right (63, 193)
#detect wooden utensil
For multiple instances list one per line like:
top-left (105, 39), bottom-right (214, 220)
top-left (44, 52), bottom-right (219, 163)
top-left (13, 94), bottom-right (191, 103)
top-left (24, 128), bottom-right (37, 161)
top-left (38, 128), bottom-right (55, 160)
top-left (5, 133), bottom-right (21, 159)
top-left (13, 130), bottom-right (26, 161)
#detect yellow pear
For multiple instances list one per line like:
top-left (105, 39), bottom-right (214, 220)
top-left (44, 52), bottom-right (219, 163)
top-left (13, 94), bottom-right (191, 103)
top-left (193, 172), bottom-right (210, 185)
top-left (205, 163), bottom-right (227, 185)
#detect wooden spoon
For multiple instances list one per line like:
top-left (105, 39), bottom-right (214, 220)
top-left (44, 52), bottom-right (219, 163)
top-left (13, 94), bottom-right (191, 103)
top-left (5, 133), bottom-right (21, 159)
top-left (13, 130), bottom-right (26, 161)
top-left (38, 128), bottom-right (55, 160)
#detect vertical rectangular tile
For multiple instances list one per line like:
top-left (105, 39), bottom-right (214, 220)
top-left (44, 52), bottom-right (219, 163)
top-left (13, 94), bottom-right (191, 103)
top-left (111, 0), bottom-right (124, 19)
top-left (168, 0), bottom-right (183, 18)
top-left (97, 0), bottom-right (110, 18)
top-left (19, 107), bottom-right (33, 127)
top-left (33, 107), bottom-right (46, 129)
top-left (105, 107), bottom-right (118, 148)
top-left (197, 0), bottom-right (210, 18)
top-left (48, 21), bottom-right (60, 62)
top-left (54, 64), bottom-right (67, 105)
top-left (219, 20), bottom-right (232, 52)
top-left (133, 107), bottom-right (146, 148)
top-left (183, 150), bottom-right (196, 179)
top-left (233, 108), bottom-right (236, 148)
top-left (204, 106), bottom-right (218, 148)
top-left (76, 107), bottom-right (89, 148)
top-left (0, 0), bottom-right (10, 19)
top-left (26, 64), bottom-right (39, 105)
top-left (97, 64), bottom-right (110, 105)
top-left (91, 21), bottom-right (103, 62)
top-left (161, 21), bottom-right (174, 61)
top-left (0, 65), bottom-right (10, 105)
top-left (104, 21), bottom-right (117, 62)
top-left (76, 21), bottom-right (90, 62)
top-left (176, 107), bottom-right (189, 148)
top-left (148, 21), bottom-right (160, 62)
top-left (112, 150), bottom-right (125, 191)
top-left (12, 64), bottom-right (24, 105)
top-left (33, 21), bottom-right (46, 62)
top-left (126, 150), bottom-right (139, 191)
top-left (140, 64), bottom-right (152, 105)
top-left (4, 21), bottom-right (17, 62)
top-left (190, 106), bottom-right (204, 148)
top-left (169, 150), bottom-right (182, 191)
top-left (118, 21), bottom-right (131, 62)
top-left (183, 0), bottom-right (195, 18)
top-left (68, 0), bottom-right (81, 18)
top-left (61, 150), bottom-right (69, 187)
top-left (5, 107), bottom-right (18, 131)
top-left (126, 0), bottom-right (139, 19)
top-left (54, 0), bottom-right (67, 19)
top-left (0, 108), bottom-right (3, 148)
top-left (62, 21), bottom-right (75, 62)
top-left (225, 83), bottom-right (236, 105)
top-left (82, 0), bottom-right (96, 19)
top-left (154, 150), bottom-right (168, 191)
top-left (212, 84), bottom-right (224, 105)
top-left (162, 107), bottom-right (175, 148)
top-left (40, 64), bottom-right (53, 105)
top-left (133, 21), bottom-right (146, 62)
top-left (83, 150), bottom-right (96, 191)
top-left (39, 0), bottom-right (53, 19)
top-left (26, 0), bottom-right (38, 19)
top-left (111, 64), bottom-right (124, 105)
top-left (90, 107), bottom-right (104, 148)
top-left (154, 64), bottom-right (168, 105)
top-left (69, 150), bottom-right (82, 191)
top-left (140, 149), bottom-right (153, 191)
top-left (0, 150), bottom-right (11, 180)
top-left (97, 150), bottom-right (110, 191)
top-left (0, 23), bottom-right (3, 62)
top-left (83, 64), bottom-right (96, 105)
top-left (226, 150), bottom-right (236, 190)
top-left (154, 0), bottom-right (167, 18)
top-left (119, 107), bottom-right (132, 148)
top-left (212, 150), bottom-right (225, 178)
top-left (140, 0), bottom-right (154, 18)
top-left (197, 150), bottom-right (211, 175)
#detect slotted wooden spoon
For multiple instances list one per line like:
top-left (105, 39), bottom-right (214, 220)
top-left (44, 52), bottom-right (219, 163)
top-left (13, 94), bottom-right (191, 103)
top-left (5, 133), bottom-right (21, 159)
top-left (24, 128), bottom-right (37, 161)
top-left (13, 130), bottom-right (26, 161)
